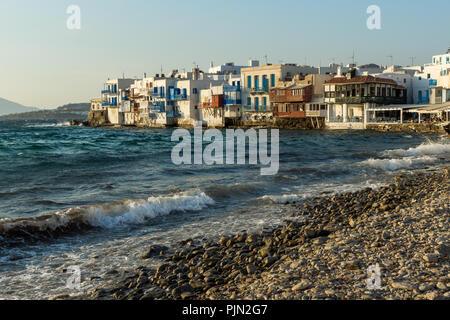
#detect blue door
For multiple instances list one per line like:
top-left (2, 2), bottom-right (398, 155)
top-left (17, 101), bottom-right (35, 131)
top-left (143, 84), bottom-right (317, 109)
top-left (263, 78), bottom-right (268, 91)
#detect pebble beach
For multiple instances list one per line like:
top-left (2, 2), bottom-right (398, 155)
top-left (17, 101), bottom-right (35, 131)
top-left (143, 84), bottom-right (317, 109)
top-left (86, 167), bottom-right (449, 301)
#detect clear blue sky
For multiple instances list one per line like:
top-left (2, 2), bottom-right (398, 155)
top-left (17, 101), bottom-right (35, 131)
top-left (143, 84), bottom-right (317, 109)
top-left (0, 0), bottom-right (448, 108)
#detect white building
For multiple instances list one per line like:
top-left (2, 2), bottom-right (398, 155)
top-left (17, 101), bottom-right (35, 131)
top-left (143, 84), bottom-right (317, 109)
top-left (372, 67), bottom-right (428, 104)
top-left (208, 62), bottom-right (246, 75)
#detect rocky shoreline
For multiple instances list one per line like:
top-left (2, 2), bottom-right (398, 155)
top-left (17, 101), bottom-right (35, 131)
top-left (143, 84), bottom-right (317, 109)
top-left (86, 168), bottom-right (449, 301)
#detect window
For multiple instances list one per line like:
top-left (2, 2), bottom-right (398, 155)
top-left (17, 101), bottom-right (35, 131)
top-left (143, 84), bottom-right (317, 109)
top-left (254, 76), bottom-right (259, 89)
top-left (247, 97), bottom-right (251, 106)
top-left (263, 97), bottom-right (267, 106)
top-left (247, 76), bottom-right (252, 89)
top-left (271, 74), bottom-right (275, 87)
top-left (193, 88), bottom-right (198, 94)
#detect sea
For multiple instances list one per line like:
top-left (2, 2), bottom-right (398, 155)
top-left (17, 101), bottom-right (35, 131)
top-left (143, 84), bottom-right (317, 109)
top-left (0, 120), bottom-right (449, 299)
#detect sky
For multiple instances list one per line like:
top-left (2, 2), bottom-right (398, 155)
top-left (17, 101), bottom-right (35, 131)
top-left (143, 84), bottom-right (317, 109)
top-left (0, 0), bottom-right (449, 109)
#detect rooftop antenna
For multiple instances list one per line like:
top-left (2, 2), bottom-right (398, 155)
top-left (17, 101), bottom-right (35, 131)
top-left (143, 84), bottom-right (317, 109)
top-left (387, 55), bottom-right (394, 66)
top-left (349, 50), bottom-right (356, 66)
top-left (263, 55), bottom-right (268, 65)
top-left (409, 57), bottom-right (416, 66)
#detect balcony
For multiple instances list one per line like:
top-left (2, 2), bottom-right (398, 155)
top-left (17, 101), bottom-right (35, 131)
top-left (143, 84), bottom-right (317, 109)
top-left (334, 96), bottom-right (406, 105)
top-left (244, 105), bottom-right (271, 112)
top-left (150, 106), bottom-right (163, 112)
top-left (198, 102), bottom-right (212, 109)
top-left (166, 111), bottom-right (181, 117)
top-left (250, 87), bottom-right (269, 94)
top-left (172, 93), bottom-right (188, 100)
top-left (224, 86), bottom-right (241, 92)
top-left (101, 89), bottom-right (111, 94)
top-left (102, 101), bottom-right (118, 107)
top-left (122, 96), bottom-right (129, 101)
top-left (224, 99), bottom-right (242, 105)
top-left (152, 92), bottom-right (164, 98)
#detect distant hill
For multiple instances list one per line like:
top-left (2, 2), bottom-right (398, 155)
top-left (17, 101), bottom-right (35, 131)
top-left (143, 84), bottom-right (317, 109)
top-left (0, 102), bottom-right (90, 121)
top-left (0, 97), bottom-right (37, 116)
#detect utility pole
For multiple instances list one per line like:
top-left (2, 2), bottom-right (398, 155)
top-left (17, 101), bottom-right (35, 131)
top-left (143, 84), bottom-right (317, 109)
top-left (409, 57), bottom-right (416, 66)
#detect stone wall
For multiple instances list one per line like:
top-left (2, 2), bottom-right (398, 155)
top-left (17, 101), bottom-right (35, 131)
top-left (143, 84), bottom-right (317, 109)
top-left (366, 123), bottom-right (446, 133)
top-left (86, 110), bottom-right (109, 127)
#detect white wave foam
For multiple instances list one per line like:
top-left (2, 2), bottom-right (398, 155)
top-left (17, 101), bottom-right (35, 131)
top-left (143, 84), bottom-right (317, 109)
top-left (383, 141), bottom-right (450, 158)
top-left (0, 192), bottom-right (215, 233)
top-left (363, 156), bottom-right (439, 171)
top-left (26, 122), bottom-right (71, 128)
top-left (262, 194), bottom-right (305, 204)
top-left (261, 181), bottom-right (386, 204)
top-left (82, 192), bottom-right (215, 229)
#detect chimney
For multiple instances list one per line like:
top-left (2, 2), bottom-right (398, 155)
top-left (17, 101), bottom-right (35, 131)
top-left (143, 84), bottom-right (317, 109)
top-left (337, 65), bottom-right (342, 77)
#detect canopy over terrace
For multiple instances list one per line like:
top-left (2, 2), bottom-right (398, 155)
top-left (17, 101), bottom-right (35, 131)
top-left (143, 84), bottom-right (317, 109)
top-left (365, 105), bottom-right (416, 124)
top-left (404, 103), bottom-right (450, 122)
top-left (366, 103), bottom-right (450, 123)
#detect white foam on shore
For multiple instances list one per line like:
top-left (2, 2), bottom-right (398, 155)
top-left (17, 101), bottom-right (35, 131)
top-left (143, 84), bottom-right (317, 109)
top-left (363, 156), bottom-right (439, 171)
top-left (261, 181), bottom-right (386, 204)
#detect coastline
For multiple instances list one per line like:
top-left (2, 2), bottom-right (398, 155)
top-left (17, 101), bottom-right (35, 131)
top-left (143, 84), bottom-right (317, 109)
top-left (83, 167), bottom-right (449, 301)
top-left (74, 120), bottom-right (448, 133)
top-left (75, 112), bottom-right (448, 133)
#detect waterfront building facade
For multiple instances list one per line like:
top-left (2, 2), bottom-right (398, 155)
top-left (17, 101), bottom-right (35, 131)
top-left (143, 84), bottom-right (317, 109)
top-left (324, 71), bottom-right (407, 129)
top-left (241, 63), bottom-right (318, 122)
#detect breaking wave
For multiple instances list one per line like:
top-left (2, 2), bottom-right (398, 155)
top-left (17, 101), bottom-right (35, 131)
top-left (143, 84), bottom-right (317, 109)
top-left (363, 156), bottom-right (439, 171)
top-left (0, 192), bottom-right (214, 240)
top-left (382, 141), bottom-right (450, 158)
top-left (363, 140), bottom-right (450, 171)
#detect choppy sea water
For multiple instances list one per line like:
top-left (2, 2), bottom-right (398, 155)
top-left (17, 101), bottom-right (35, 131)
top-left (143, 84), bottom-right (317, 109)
top-left (0, 120), bottom-right (449, 299)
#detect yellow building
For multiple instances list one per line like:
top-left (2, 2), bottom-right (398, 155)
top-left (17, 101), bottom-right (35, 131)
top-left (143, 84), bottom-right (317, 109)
top-left (241, 63), bottom-right (317, 121)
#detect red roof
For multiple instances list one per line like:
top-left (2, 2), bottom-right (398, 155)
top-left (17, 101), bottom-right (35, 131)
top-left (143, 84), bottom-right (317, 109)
top-left (325, 75), bottom-right (406, 89)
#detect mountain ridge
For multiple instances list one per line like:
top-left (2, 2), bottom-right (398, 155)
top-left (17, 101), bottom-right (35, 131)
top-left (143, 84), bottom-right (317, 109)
top-left (0, 97), bottom-right (38, 116)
